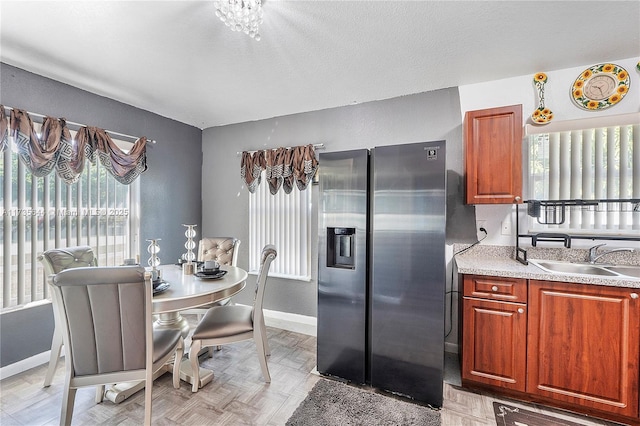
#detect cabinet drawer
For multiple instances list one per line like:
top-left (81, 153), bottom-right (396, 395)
top-left (463, 275), bottom-right (527, 303)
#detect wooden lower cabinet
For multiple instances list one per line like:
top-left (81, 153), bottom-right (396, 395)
top-left (527, 280), bottom-right (640, 419)
top-left (461, 274), bottom-right (640, 422)
top-left (462, 297), bottom-right (527, 391)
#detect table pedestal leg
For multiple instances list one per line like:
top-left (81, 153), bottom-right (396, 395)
top-left (103, 311), bottom-right (214, 403)
top-left (103, 368), bottom-right (167, 403)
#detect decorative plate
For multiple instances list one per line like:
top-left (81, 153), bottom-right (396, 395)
top-left (195, 270), bottom-right (227, 280)
top-left (571, 63), bottom-right (629, 111)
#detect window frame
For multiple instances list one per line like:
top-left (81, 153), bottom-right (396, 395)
top-left (525, 113), bottom-right (639, 236)
top-left (1, 130), bottom-right (140, 311)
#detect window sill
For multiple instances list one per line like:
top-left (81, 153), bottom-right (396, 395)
top-left (248, 271), bottom-right (312, 282)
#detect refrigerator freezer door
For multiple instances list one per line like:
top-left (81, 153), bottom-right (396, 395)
top-left (370, 141), bottom-right (446, 406)
top-left (317, 149), bottom-right (369, 384)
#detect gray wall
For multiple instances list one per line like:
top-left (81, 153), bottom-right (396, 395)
top-left (0, 63), bottom-right (202, 367)
top-left (201, 88), bottom-right (477, 329)
top-left (1, 66), bottom-right (478, 367)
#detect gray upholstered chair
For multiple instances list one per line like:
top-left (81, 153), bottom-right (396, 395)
top-left (50, 266), bottom-right (184, 426)
top-left (183, 237), bottom-right (241, 355)
top-left (38, 246), bottom-right (98, 388)
top-left (188, 245), bottom-right (277, 392)
top-left (198, 237), bottom-right (240, 267)
top-left (196, 237), bottom-right (241, 313)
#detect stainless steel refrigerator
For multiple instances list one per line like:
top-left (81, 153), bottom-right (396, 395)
top-left (317, 141), bottom-right (446, 407)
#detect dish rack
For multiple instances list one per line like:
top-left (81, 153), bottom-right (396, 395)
top-left (526, 199), bottom-right (640, 225)
top-left (515, 198), bottom-right (640, 265)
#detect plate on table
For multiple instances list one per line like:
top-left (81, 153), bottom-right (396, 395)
top-left (176, 260), bottom-right (203, 268)
top-left (153, 281), bottom-right (170, 295)
top-left (195, 270), bottom-right (227, 280)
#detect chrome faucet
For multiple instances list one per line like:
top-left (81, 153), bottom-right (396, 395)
top-left (588, 243), bottom-right (635, 264)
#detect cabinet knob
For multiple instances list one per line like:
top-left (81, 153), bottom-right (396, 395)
top-left (514, 196), bottom-right (521, 202)
top-left (517, 308), bottom-right (525, 314)
top-left (491, 286), bottom-right (499, 292)
top-left (631, 293), bottom-right (639, 299)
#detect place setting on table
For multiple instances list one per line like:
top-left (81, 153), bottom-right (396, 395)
top-left (173, 224), bottom-right (231, 282)
top-left (122, 251), bottom-right (171, 295)
top-left (195, 260), bottom-right (227, 279)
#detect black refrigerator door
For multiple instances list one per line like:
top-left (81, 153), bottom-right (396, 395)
top-left (317, 149), bottom-right (369, 384)
top-left (370, 141), bottom-right (446, 406)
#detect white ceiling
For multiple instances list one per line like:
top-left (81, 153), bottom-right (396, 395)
top-left (1, 1), bottom-right (639, 129)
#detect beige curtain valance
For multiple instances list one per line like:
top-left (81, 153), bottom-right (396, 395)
top-left (0, 105), bottom-right (147, 185)
top-left (241, 144), bottom-right (319, 194)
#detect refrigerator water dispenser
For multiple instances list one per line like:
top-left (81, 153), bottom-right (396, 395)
top-left (326, 227), bottom-right (355, 269)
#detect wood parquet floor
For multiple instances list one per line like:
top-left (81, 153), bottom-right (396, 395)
top-left (0, 322), bottom-right (621, 425)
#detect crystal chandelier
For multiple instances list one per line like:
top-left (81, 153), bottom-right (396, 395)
top-left (213, 0), bottom-right (263, 40)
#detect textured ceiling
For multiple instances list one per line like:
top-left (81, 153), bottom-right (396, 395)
top-left (1, 1), bottom-right (639, 129)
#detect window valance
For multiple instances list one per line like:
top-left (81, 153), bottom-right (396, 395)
top-left (0, 105), bottom-right (147, 185)
top-left (241, 144), bottom-right (318, 194)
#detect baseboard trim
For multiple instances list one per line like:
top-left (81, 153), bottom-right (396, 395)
top-left (262, 308), bottom-right (317, 337)
top-left (0, 351), bottom-right (54, 381)
top-left (445, 342), bottom-right (459, 354)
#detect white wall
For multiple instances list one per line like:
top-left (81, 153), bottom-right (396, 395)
top-left (458, 56), bottom-right (640, 248)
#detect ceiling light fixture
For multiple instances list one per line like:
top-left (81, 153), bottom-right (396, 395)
top-left (213, 0), bottom-right (263, 41)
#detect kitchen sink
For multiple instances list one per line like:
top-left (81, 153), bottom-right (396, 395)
top-left (529, 259), bottom-right (640, 280)
top-left (605, 265), bottom-right (640, 279)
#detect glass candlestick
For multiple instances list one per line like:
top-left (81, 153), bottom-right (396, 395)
top-left (146, 238), bottom-right (161, 281)
top-left (182, 224), bottom-right (197, 275)
top-left (147, 238), bottom-right (161, 267)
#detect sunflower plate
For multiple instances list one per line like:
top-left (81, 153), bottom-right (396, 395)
top-left (571, 63), bottom-right (629, 111)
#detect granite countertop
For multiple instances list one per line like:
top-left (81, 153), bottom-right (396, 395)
top-left (454, 245), bottom-right (640, 289)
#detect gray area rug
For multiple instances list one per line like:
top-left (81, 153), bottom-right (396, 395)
top-left (286, 378), bottom-right (441, 425)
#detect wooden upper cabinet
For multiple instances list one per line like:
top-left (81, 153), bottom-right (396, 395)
top-left (465, 104), bottom-right (523, 204)
top-left (527, 280), bottom-right (640, 418)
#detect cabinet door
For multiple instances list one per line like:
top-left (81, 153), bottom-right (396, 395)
top-left (462, 297), bottom-right (527, 391)
top-left (527, 280), bottom-right (640, 418)
top-left (464, 104), bottom-right (522, 204)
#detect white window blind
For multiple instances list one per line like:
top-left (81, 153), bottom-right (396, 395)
top-left (528, 122), bottom-right (639, 234)
top-left (248, 171), bottom-right (311, 280)
top-left (1, 128), bottom-right (140, 310)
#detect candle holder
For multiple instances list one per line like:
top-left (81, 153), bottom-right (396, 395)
top-left (182, 224), bottom-right (197, 275)
top-left (146, 238), bottom-right (161, 281)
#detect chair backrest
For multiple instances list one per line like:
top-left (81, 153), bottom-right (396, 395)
top-left (39, 246), bottom-right (97, 276)
top-left (252, 245), bottom-right (277, 317)
top-left (198, 237), bottom-right (241, 266)
top-left (50, 266), bottom-right (150, 377)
